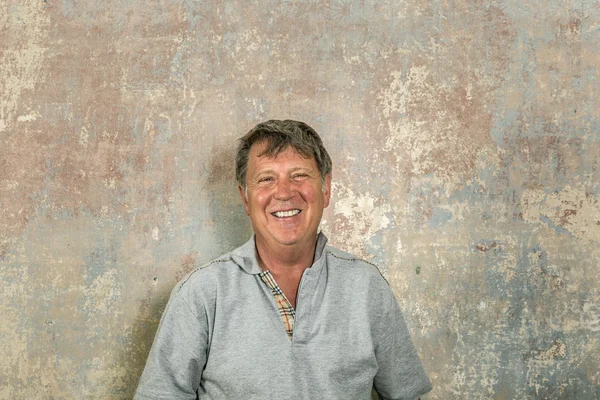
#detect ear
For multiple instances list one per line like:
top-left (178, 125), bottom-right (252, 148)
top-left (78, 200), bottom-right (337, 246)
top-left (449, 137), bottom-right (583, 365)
top-left (323, 174), bottom-right (332, 208)
top-left (238, 185), bottom-right (250, 216)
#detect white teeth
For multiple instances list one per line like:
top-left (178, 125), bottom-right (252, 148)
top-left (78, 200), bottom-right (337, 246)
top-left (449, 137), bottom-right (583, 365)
top-left (273, 209), bottom-right (301, 218)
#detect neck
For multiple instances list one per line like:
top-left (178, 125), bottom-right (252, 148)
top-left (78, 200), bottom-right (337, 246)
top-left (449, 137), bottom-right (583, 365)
top-left (255, 235), bottom-right (318, 274)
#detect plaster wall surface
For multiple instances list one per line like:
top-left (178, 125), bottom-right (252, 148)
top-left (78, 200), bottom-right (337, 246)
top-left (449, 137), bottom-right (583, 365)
top-left (1, 0), bottom-right (599, 398)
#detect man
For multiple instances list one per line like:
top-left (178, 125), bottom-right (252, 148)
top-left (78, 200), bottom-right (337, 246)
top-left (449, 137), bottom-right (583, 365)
top-left (135, 120), bottom-right (432, 399)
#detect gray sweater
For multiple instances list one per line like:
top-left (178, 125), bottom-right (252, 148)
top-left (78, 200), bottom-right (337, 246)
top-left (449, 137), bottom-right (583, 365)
top-left (135, 233), bottom-right (432, 399)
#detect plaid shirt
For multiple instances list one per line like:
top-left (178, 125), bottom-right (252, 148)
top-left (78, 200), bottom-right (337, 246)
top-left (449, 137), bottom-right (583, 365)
top-left (259, 270), bottom-right (295, 340)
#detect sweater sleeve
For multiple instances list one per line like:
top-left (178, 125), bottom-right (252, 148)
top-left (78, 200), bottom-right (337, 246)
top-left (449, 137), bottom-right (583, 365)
top-left (372, 282), bottom-right (433, 400)
top-left (134, 286), bottom-right (209, 400)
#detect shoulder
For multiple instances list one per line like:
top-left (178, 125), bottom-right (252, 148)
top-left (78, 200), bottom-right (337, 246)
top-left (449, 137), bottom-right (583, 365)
top-left (175, 235), bottom-right (258, 293)
top-left (177, 254), bottom-right (236, 290)
top-left (172, 251), bottom-right (242, 310)
top-left (324, 245), bottom-right (389, 283)
top-left (323, 246), bottom-right (397, 323)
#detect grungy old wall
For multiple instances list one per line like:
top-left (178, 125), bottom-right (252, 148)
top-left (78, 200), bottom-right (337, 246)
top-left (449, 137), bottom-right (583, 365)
top-left (1, 0), bottom-right (599, 399)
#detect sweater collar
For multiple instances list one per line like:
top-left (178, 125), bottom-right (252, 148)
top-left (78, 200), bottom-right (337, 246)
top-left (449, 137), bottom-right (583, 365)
top-left (231, 231), bottom-right (328, 275)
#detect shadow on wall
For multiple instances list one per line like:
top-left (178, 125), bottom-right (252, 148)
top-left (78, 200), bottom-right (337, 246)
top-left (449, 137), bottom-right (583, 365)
top-left (204, 142), bottom-right (254, 255)
top-left (122, 285), bottom-right (172, 396)
top-left (120, 142), bottom-right (252, 398)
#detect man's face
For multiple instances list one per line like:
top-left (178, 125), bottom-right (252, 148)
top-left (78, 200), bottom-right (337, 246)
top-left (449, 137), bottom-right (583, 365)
top-left (239, 142), bottom-right (331, 253)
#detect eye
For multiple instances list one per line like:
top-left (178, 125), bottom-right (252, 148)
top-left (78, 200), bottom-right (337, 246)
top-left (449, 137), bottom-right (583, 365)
top-left (292, 173), bottom-right (309, 179)
top-left (258, 176), bottom-right (274, 183)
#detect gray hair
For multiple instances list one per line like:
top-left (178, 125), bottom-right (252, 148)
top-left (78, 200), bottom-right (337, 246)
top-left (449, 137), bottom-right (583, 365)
top-left (235, 120), bottom-right (332, 191)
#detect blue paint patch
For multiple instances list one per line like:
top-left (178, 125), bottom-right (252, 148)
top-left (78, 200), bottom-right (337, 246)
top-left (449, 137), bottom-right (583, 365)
top-left (491, 109), bottom-right (519, 146)
top-left (183, 0), bottom-right (206, 30)
top-left (153, 114), bottom-right (174, 145)
top-left (540, 215), bottom-right (571, 236)
top-left (84, 238), bottom-right (118, 284)
top-left (429, 207), bottom-right (452, 228)
top-left (366, 230), bottom-right (386, 269)
top-left (60, 0), bottom-right (75, 18)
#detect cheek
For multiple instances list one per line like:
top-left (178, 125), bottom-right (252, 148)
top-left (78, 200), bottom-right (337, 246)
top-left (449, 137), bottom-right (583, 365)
top-left (305, 184), bottom-right (324, 200)
top-left (249, 191), bottom-right (270, 209)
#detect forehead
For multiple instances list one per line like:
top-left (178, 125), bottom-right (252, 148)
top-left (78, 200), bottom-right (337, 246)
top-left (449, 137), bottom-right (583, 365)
top-left (248, 143), bottom-right (316, 170)
top-left (248, 143), bottom-right (318, 175)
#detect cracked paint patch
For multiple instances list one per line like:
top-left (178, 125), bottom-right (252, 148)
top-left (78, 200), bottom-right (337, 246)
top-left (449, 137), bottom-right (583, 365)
top-left (520, 186), bottom-right (600, 243)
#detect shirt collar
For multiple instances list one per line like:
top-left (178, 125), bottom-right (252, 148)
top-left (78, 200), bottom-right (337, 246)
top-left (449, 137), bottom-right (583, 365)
top-left (231, 231), bottom-right (329, 275)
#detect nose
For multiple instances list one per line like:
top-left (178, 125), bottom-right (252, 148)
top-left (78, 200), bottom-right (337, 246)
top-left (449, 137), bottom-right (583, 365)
top-left (273, 177), bottom-right (294, 200)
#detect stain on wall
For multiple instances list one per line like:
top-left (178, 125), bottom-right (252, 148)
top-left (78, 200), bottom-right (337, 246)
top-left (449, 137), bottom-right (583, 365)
top-left (1, 0), bottom-right (599, 398)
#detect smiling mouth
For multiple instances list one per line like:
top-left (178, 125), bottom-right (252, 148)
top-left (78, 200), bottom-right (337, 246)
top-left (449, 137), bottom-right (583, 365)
top-left (272, 209), bottom-right (301, 218)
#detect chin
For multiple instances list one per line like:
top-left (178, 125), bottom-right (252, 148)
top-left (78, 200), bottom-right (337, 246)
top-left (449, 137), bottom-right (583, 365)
top-left (269, 231), bottom-right (306, 246)
top-left (274, 237), bottom-right (301, 246)
top-left (272, 230), bottom-right (319, 247)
